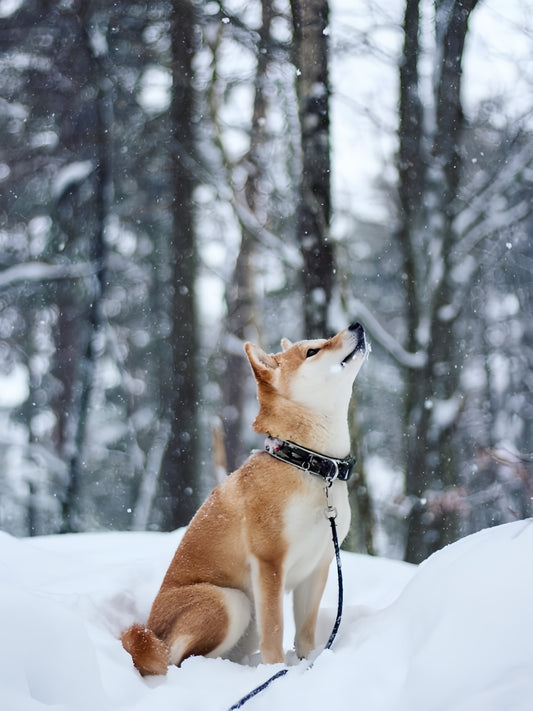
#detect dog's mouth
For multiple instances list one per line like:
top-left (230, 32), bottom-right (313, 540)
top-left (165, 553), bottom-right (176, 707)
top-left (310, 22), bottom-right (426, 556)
top-left (341, 347), bottom-right (358, 366)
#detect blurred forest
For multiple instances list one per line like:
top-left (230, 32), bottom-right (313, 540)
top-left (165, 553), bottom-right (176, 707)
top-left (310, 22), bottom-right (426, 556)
top-left (0, 0), bottom-right (531, 563)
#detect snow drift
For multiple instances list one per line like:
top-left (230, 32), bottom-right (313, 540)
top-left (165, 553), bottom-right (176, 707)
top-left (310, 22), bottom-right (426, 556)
top-left (0, 519), bottom-right (531, 711)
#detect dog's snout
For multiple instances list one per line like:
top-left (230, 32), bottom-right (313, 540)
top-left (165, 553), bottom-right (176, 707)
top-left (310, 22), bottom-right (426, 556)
top-left (348, 322), bottom-right (366, 352)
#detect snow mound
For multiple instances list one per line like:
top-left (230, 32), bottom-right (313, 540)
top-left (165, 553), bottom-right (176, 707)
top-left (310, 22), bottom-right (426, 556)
top-left (0, 520), bottom-right (531, 710)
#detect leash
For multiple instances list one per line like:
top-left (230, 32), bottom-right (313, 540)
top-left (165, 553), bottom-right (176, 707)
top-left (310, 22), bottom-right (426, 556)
top-left (228, 484), bottom-right (344, 711)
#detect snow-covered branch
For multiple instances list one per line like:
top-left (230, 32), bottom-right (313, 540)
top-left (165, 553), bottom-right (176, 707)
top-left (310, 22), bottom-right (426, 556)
top-left (454, 200), bottom-right (531, 260)
top-left (0, 436), bottom-right (67, 478)
top-left (454, 140), bottom-right (533, 245)
top-left (131, 420), bottom-right (171, 532)
top-left (200, 24), bottom-right (300, 269)
top-left (0, 261), bottom-right (94, 289)
top-left (350, 298), bottom-right (427, 369)
top-left (231, 191), bottom-right (301, 265)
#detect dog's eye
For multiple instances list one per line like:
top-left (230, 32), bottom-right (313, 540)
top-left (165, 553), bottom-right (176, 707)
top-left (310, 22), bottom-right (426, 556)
top-left (306, 348), bottom-right (320, 358)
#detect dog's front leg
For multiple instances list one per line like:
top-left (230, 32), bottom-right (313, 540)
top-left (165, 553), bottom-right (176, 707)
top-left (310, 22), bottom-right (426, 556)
top-left (251, 557), bottom-right (284, 664)
top-left (293, 559), bottom-right (330, 659)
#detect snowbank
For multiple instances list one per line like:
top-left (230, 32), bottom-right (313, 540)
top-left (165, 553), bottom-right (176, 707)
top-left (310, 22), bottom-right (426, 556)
top-left (0, 520), bottom-right (531, 710)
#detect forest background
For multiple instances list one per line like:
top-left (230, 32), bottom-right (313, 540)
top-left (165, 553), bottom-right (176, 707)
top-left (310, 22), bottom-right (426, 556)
top-left (0, 0), bottom-right (531, 564)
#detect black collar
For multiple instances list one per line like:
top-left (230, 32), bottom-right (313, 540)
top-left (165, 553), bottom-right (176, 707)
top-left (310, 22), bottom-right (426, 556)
top-left (264, 436), bottom-right (356, 483)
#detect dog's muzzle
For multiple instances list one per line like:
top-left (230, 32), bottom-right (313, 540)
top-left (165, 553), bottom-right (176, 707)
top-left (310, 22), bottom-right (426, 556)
top-left (341, 322), bottom-right (365, 365)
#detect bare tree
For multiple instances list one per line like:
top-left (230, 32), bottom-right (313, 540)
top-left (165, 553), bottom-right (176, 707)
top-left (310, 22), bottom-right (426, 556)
top-left (156, 0), bottom-right (200, 530)
top-left (53, 5), bottom-right (112, 532)
top-left (397, 0), bottom-right (480, 562)
top-left (220, 0), bottom-right (274, 473)
top-left (291, 0), bottom-right (334, 337)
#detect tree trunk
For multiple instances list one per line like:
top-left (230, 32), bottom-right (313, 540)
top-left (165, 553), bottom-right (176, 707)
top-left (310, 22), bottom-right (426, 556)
top-left (222, 236), bottom-right (256, 474)
top-left (221, 0), bottom-right (273, 473)
top-left (60, 7), bottom-right (112, 532)
top-left (156, 0), bottom-right (200, 530)
top-left (291, 0), bottom-right (334, 337)
top-left (398, 0), bottom-right (479, 563)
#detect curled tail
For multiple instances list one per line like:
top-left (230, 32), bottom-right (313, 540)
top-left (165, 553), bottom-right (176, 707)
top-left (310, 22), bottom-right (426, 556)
top-left (121, 623), bottom-right (169, 676)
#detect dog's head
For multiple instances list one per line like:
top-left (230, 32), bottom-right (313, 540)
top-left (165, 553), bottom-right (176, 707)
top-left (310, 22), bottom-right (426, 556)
top-left (244, 322), bottom-right (367, 418)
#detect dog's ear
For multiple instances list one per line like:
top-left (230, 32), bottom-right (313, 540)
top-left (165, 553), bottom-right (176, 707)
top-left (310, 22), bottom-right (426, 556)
top-left (244, 343), bottom-right (278, 383)
top-left (280, 337), bottom-right (293, 352)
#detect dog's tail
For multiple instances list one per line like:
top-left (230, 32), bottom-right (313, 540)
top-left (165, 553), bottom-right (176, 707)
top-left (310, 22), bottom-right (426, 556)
top-left (121, 623), bottom-right (169, 676)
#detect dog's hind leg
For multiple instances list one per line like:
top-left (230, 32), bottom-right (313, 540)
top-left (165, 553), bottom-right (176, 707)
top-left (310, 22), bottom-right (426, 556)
top-left (205, 587), bottom-right (253, 659)
top-left (225, 609), bottom-right (260, 663)
top-left (149, 583), bottom-right (251, 668)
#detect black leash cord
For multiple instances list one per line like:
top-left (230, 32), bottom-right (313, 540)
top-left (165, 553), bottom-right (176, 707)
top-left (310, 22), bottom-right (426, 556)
top-left (323, 513), bottom-right (344, 652)
top-left (228, 514), bottom-right (343, 710)
top-left (228, 668), bottom-right (289, 711)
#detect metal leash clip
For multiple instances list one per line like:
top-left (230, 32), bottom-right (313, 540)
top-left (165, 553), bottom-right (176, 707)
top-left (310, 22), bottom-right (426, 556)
top-left (324, 482), bottom-right (337, 520)
top-left (324, 457), bottom-right (339, 485)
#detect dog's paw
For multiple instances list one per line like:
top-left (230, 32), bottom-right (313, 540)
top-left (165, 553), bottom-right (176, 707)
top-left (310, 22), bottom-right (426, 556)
top-left (285, 649), bottom-right (301, 666)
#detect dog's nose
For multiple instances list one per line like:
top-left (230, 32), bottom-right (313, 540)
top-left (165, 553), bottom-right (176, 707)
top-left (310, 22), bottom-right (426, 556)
top-left (349, 322), bottom-right (364, 333)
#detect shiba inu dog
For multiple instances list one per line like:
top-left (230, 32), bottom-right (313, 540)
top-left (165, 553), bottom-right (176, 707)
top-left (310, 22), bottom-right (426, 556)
top-left (121, 322), bottom-right (367, 675)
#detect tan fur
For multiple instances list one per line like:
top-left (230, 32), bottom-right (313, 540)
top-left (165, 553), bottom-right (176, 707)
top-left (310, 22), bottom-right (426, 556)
top-left (121, 323), bottom-right (366, 674)
top-left (121, 624), bottom-right (169, 676)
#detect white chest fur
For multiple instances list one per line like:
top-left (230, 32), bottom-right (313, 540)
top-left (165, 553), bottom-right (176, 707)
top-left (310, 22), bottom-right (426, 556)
top-left (282, 476), bottom-right (350, 591)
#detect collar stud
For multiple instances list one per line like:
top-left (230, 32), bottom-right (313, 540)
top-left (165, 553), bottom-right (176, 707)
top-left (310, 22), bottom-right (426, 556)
top-left (264, 436), bottom-right (356, 483)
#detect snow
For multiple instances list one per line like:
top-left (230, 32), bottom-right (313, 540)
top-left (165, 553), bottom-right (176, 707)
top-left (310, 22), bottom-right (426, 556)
top-left (464, 1), bottom-right (533, 120)
top-left (0, 0), bottom-right (23, 18)
top-left (136, 66), bottom-right (172, 116)
top-left (0, 362), bottom-right (29, 408)
top-left (51, 161), bottom-right (94, 200)
top-left (1, 520), bottom-right (532, 710)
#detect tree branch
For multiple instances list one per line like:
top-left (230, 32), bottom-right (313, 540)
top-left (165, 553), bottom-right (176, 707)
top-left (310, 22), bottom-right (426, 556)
top-left (0, 261), bottom-right (94, 289)
top-left (349, 298), bottom-right (427, 369)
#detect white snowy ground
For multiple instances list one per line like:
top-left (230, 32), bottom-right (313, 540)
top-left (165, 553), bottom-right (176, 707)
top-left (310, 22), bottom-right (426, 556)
top-left (0, 520), bottom-right (532, 711)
